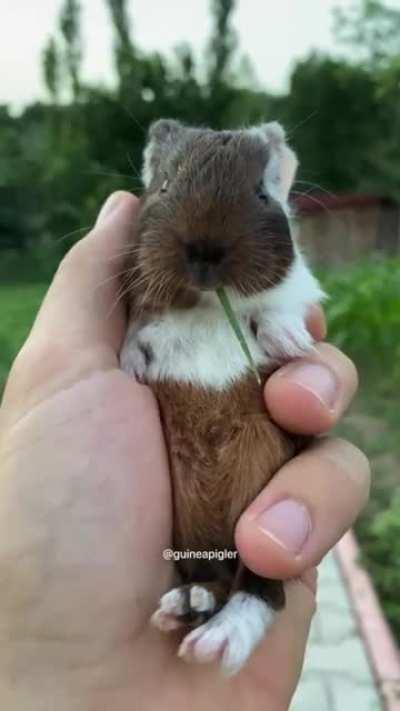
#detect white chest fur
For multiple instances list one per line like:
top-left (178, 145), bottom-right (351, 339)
top-left (120, 251), bottom-right (324, 389)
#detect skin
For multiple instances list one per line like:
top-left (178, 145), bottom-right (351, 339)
top-left (0, 192), bottom-right (370, 711)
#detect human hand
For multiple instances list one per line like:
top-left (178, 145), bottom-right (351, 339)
top-left (0, 192), bottom-right (369, 711)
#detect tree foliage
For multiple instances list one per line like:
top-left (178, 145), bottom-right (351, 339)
top-left (1, 0), bottom-right (399, 280)
top-left (333, 0), bottom-right (400, 68)
top-left (42, 37), bottom-right (61, 102)
top-left (59, 0), bottom-right (82, 99)
top-left (279, 54), bottom-right (381, 193)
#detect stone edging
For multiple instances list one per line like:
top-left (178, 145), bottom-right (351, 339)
top-left (335, 531), bottom-right (400, 711)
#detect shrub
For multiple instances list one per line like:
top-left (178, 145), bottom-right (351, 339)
top-left (321, 256), bottom-right (400, 387)
top-left (357, 493), bottom-right (400, 641)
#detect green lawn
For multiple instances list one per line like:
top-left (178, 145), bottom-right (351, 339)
top-left (0, 283), bottom-right (48, 391)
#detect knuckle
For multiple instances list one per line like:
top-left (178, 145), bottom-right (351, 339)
top-left (342, 353), bottom-right (359, 391)
top-left (57, 237), bottom-right (91, 276)
top-left (320, 437), bottom-right (371, 504)
top-left (9, 336), bottom-right (70, 387)
top-left (316, 341), bottom-right (356, 369)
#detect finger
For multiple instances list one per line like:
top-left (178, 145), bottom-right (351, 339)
top-left (235, 437), bottom-right (370, 579)
top-left (249, 575), bottom-right (317, 706)
top-left (305, 303), bottom-right (326, 342)
top-left (32, 191), bottom-right (139, 357)
top-left (264, 343), bottom-right (358, 435)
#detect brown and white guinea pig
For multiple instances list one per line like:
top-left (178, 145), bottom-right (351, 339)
top-left (120, 119), bottom-right (324, 676)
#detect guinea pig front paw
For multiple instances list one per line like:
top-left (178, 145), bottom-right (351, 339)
top-left (255, 312), bottom-right (314, 361)
top-left (119, 336), bottom-right (153, 383)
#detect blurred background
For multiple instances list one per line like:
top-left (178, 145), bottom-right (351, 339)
top-left (0, 0), bottom-right (399, 646)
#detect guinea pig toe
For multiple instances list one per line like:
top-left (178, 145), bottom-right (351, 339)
top-left (190, 585), bottom-right (216, 614)
top-left (178, 615), bottom-right (250, 673)
top-left (120, 342), bottom-right (148, 382)
top-left (178, 621), bottom-right (227, 665)
top-left (151, 608), bottom-right (184, 632)
top-left (258, 315), bottom-right (314, 361)
top-left (179, 592), bottom-right (275, 674)
top-left (160, 587), bottom-right (190, 616)
top-left (151, 587), bottom-right (190, 633)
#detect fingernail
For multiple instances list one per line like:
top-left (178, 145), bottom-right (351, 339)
top-left (96, 192), bottom-right (125, 225)
top-left (256, 499), bottom-right (312, 555)
top-left (280, 362), bottom-right (338, 408)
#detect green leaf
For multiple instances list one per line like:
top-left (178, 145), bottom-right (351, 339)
top-left (216, 287), bottom-right (261, 386)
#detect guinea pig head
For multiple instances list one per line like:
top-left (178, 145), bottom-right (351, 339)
top-left (131, 119), bottom-right (298, 309)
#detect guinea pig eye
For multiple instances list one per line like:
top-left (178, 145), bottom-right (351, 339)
top-left (160, 178), bottom-right (169, 194)
top-left (256, 184), bottom-right (269, 204)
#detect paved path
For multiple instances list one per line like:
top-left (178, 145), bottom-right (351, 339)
top-left (291, 551), bottom-right (383, 711)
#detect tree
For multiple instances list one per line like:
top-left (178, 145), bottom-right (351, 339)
top-left (105, 0), bottom-right (138, 93)
top-left (202, 0), bottom-right (238, 127)
top-left (42, 37), bottom-right (61, 103)
top-left (332, 0), bottom-right (400, 198)
top-left (207, 0), bottom-right (237, 87)
top-left (333, 0), bottom-right (400, 69)
top-left (59, 0), bottom-right (82, 99)
top-left (280, 54), bottom-right (380, 193)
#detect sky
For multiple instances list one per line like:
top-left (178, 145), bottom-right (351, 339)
top-left (0, 0), bottom-right (376, 109)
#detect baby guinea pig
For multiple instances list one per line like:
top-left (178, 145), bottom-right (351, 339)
top-left (120, 119), bottom-right (324, 676)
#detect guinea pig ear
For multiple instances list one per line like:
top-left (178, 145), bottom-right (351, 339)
top-left (259, 121), bottom-right (298, 205)
top-left (142, 119), bottom-right (184, 187)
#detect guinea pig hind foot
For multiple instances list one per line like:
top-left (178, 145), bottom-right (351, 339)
top-left (151, 583), bottom-right (219, 633)
top-left (178, 592), bottom-right (276, 676)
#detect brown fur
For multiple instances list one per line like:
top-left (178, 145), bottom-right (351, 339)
top-left (153, 372), bottom-right (304, 592)
top-left (125, 130), bottom-right (294, 315)
top-left (123, 122), bottom-right (305, 627)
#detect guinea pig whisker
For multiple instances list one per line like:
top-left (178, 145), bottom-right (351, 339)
top-left (85, 168), bottom-right (142, 184)
top-left (106, 280), bottom-right (136, 320)
top-left (285, 110), bottom-right (318, 139)
top-left (294, 180), bottom-right (335, 198)
top-left (126, 151), bottom-right (142, 181)
top-left (106, 248), bottom-right (144, 264)
top-left (94, 268), bottom-right (134, 293)
top-left (120, 104), bottom-right (146, 136)
top-left (291, 190), bottom-right (333, 216)
top-left (54, 225), bottom-right (93, 244)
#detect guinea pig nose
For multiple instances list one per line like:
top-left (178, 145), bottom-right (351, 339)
top-left (185, 242), bottom-right (226, 266)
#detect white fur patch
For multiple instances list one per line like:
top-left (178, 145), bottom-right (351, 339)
top-left (248, 123), bottom-right (298, 205)
top-left (190, 585), bottom-right (216, 613)
top-left (142, 138), bottom-right (155, 188)
top-left (120, 250), bottom-right (324, 390)
top-left (178, 592), bottom-right (275, 676)
top-left (151, 587), bottom-right (187, 632)
top-left (151, 584), bottom-right (217, 632)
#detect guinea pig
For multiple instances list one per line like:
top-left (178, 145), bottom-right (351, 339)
top-left (120, 119), bottom-right (324, 676)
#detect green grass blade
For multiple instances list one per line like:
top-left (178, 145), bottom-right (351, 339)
top-left (216, 287), bottom-right (261, 386)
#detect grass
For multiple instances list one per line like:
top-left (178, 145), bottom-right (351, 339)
top-left (0, 257), bottom-right (399, 641)
top-left (0, 283), bottom-right (48, 391)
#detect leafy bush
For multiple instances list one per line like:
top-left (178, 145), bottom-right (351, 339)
top-left (321, 257), bottom-right (400, 642)
top-left (357, 493), bottom-right (400, 640)
top-left (321, 256), bottom-right (400, 386)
